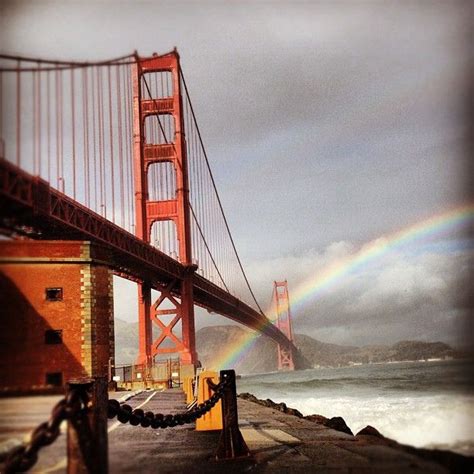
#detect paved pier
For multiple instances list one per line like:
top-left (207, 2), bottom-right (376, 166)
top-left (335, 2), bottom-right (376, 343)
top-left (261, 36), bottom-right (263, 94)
top-left (0, 389), bottom-right (458, 473)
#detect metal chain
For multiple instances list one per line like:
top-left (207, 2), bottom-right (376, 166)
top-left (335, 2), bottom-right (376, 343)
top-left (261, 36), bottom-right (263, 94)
top-left (4, 377), bottom-right (227, 471)
top-left (107, 377), bottom-right (229, 429)
top-left (3, 389), bottom-right (86, 473)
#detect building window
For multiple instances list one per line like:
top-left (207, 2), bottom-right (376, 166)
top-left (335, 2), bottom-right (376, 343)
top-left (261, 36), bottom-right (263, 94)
top-left (45, 372), bottom-right (63, 387)
top-left (45, 329), bottom-right (63, 344)
top-left (45, 287), bottom-right (63, 301)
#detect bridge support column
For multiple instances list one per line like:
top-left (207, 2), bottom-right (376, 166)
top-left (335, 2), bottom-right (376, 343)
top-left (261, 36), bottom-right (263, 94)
top-left (133, 51), bottom-right (197, 366)
top-left (273, 280), bottom-right (295, 371)
top-left (180, 272), bottom-right (197, 365)
top-left (136, 283), bottom-right (152, 366)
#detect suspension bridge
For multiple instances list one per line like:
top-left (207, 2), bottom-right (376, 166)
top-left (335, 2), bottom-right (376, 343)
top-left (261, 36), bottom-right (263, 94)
top-left (0, 49), bottom-right (297, 388)
top-left (0, 49), bottom-right (464, 474)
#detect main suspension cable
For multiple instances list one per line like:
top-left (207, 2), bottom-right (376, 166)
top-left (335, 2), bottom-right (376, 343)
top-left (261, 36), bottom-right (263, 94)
top-left (179, 69), bottom-right (265, 315)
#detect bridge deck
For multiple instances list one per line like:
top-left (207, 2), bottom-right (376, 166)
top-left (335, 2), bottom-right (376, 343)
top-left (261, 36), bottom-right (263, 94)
top-left (0, 390), bottom-right (449, 473)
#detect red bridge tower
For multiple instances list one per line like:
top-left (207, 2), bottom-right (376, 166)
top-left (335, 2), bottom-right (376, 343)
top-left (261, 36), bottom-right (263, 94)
top-left (273, 280), bottom-right (295, 371)
top-left (132, 51), bottom-right (196, 366)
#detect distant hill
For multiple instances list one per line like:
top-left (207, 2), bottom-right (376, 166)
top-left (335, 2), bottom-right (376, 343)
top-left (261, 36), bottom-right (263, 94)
top-left (297, 337), bottom-right (459, 367)
top-left (294, 334), bottom-right (357, 367)
top-left (113, 319), bottom-right (464, 373)
top-left (196, 325), bottom-right (279, 373)
top-left (114, 318), bottom-right (139, 365)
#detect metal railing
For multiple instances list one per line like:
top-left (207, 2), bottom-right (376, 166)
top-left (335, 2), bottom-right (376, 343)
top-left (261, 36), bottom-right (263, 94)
top-left (112, 359), bottom-right (181, 386)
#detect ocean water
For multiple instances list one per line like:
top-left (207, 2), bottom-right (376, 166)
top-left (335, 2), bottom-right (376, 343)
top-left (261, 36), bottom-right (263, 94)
top-left (236, 359), bottom-right (474, 456)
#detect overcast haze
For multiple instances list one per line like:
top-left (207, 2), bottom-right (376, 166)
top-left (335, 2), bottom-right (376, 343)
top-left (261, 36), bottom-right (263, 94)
top-left (2, 1), bottom-right (472, 347)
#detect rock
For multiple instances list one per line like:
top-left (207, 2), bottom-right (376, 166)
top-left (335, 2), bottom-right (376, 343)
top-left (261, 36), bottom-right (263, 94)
top-left (304, 414), bottom-right (328, 424)
top-left (325, 416), bottom-right (353, 436)
top-left (286, 407), bottom-right (303, 418)
top-left (356, 425), bottom-right (384, 438)
top-left (239, 394), bottom-right (302, 417)
top-left (263, 398), bottom-right (276, 408)
top-left (238, 392), bottom-right (259, 403)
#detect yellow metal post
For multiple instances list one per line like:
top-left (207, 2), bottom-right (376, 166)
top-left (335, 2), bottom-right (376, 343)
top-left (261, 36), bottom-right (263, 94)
top-left (195, 371), bottom-right (223, 431)
top-left (183, 376), bottom-right (194, 404)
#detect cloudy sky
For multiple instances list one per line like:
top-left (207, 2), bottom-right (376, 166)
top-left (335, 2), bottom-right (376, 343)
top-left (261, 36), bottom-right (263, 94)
top-left (2, 1), bottom-right (472, 347)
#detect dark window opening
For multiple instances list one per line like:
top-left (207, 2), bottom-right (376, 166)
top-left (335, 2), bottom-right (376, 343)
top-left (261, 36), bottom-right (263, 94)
top-left (45, 329), bottom-right (63, 344)
top-left (46, 287), bottom-right (63, 301)
top-left (45, 372), bottom-right (63, 387)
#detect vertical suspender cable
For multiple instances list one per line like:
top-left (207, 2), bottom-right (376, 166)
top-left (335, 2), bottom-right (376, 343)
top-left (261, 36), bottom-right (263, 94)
top-left (47, 70), bottom-right (51, 182)
top-left (126, 64), bottom-right (134, 231)
top-left (59, 70), bottom-right (64, 192)
top-left (107, 65), bottom-right (115, 222)
top-left (100, 68), bottom-right (106, 218)
top-left (37, 63), bottom-right (42, 177)
top-left (71, 68), bottom-right (76, 199)
top-left (55, 69), bottom-right (59, 189)
top-left (125, 64), bottom-right (132, 231)
top-left (83, 68), bottom-right (90, 208)
top-left (32, 69), bottom-right (37, 175)
top-left (116, 65), bottom-right (125, 228)
top-left (91, 67), bottom-right (98, 211)
top-left (16, 60), bottom-right (21, 166)
top-left (122, 65), bottom-right (130, 230)
top-left (97, 67), bottom-right (105, 217)
top-left (180, 70), bottom-right (265, 314)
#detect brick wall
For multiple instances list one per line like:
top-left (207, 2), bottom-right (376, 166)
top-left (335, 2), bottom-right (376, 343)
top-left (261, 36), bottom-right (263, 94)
top-left (0, 241), bottom-right (114, 393)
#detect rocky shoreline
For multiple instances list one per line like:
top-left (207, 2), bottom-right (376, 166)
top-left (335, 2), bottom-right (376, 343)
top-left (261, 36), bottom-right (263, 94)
top-left (238, 392), bottom-right (474, 474)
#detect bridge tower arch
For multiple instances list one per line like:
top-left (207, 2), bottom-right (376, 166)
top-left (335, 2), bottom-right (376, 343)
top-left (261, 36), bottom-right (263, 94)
top-left (132, 51), bottom-right (196, 366)
top-left (273, 280), bottom-right (295, 371)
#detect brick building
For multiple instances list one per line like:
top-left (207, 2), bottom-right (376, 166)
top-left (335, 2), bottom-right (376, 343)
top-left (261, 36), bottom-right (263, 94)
top-left (0, 241), bottom-right (114, 393)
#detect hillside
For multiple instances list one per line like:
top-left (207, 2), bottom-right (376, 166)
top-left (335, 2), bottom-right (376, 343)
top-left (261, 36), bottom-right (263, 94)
top-left (114, 318), bottom-right (139, 365)
top-left (196, 325), bottom-right (279, 373)
top-left (294, 334), bottom-right (357, 367)
top-left (297, 338), bottom-right (457, 367)
top-left (113, 320), bottom-right (462, 373)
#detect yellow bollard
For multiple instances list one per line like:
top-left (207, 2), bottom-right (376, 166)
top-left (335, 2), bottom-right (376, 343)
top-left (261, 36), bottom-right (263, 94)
top-left (195, 371), bottom-right (223, 431)
top-left (183, 376), bottom-right (194, 404)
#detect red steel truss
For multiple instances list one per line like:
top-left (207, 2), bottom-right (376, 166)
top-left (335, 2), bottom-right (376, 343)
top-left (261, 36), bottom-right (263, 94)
top-left (273, 280), bottom-right (295, 371)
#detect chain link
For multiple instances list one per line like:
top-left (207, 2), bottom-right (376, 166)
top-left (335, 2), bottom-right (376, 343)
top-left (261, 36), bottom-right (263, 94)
top-left (107, 376), bottom-right (229, 429)
top-left (3, 388), bottom-right (85, 473)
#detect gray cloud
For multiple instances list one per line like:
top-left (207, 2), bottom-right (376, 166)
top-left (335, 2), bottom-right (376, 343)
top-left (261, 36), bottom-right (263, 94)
top-left (259, 243), bottom-right (474, 348)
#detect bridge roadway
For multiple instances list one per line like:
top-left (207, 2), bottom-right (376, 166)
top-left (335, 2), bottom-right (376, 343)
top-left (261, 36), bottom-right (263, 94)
top-left (0, 389), bottom-right (451, 473)
top-left (0, 157), bottom-right (294, 350)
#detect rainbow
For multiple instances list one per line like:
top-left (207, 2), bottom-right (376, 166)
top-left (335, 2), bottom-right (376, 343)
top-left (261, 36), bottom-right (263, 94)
top-left (212, 204), bottom-right (474, 370)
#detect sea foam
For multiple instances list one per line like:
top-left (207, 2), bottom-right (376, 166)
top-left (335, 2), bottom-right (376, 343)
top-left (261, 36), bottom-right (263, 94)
top-left (237, 360), bottom-right (474, 456)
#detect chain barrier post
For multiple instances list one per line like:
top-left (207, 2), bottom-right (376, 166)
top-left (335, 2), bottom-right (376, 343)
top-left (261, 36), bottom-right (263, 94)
top-left (67, 377), bottom-right (108, 474)
top-left (215, 370), bottom-right (251, 460)
top-left (195, 371), bottom-right (223, 431)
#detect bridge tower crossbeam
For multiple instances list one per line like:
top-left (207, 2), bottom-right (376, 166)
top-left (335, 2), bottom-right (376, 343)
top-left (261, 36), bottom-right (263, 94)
top-left (132, 51), bottom-right (196, 366)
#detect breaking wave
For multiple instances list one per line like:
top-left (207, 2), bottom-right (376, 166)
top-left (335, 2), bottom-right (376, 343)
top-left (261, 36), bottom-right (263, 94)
top-left (237, 359), bottom-right (474, 455)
